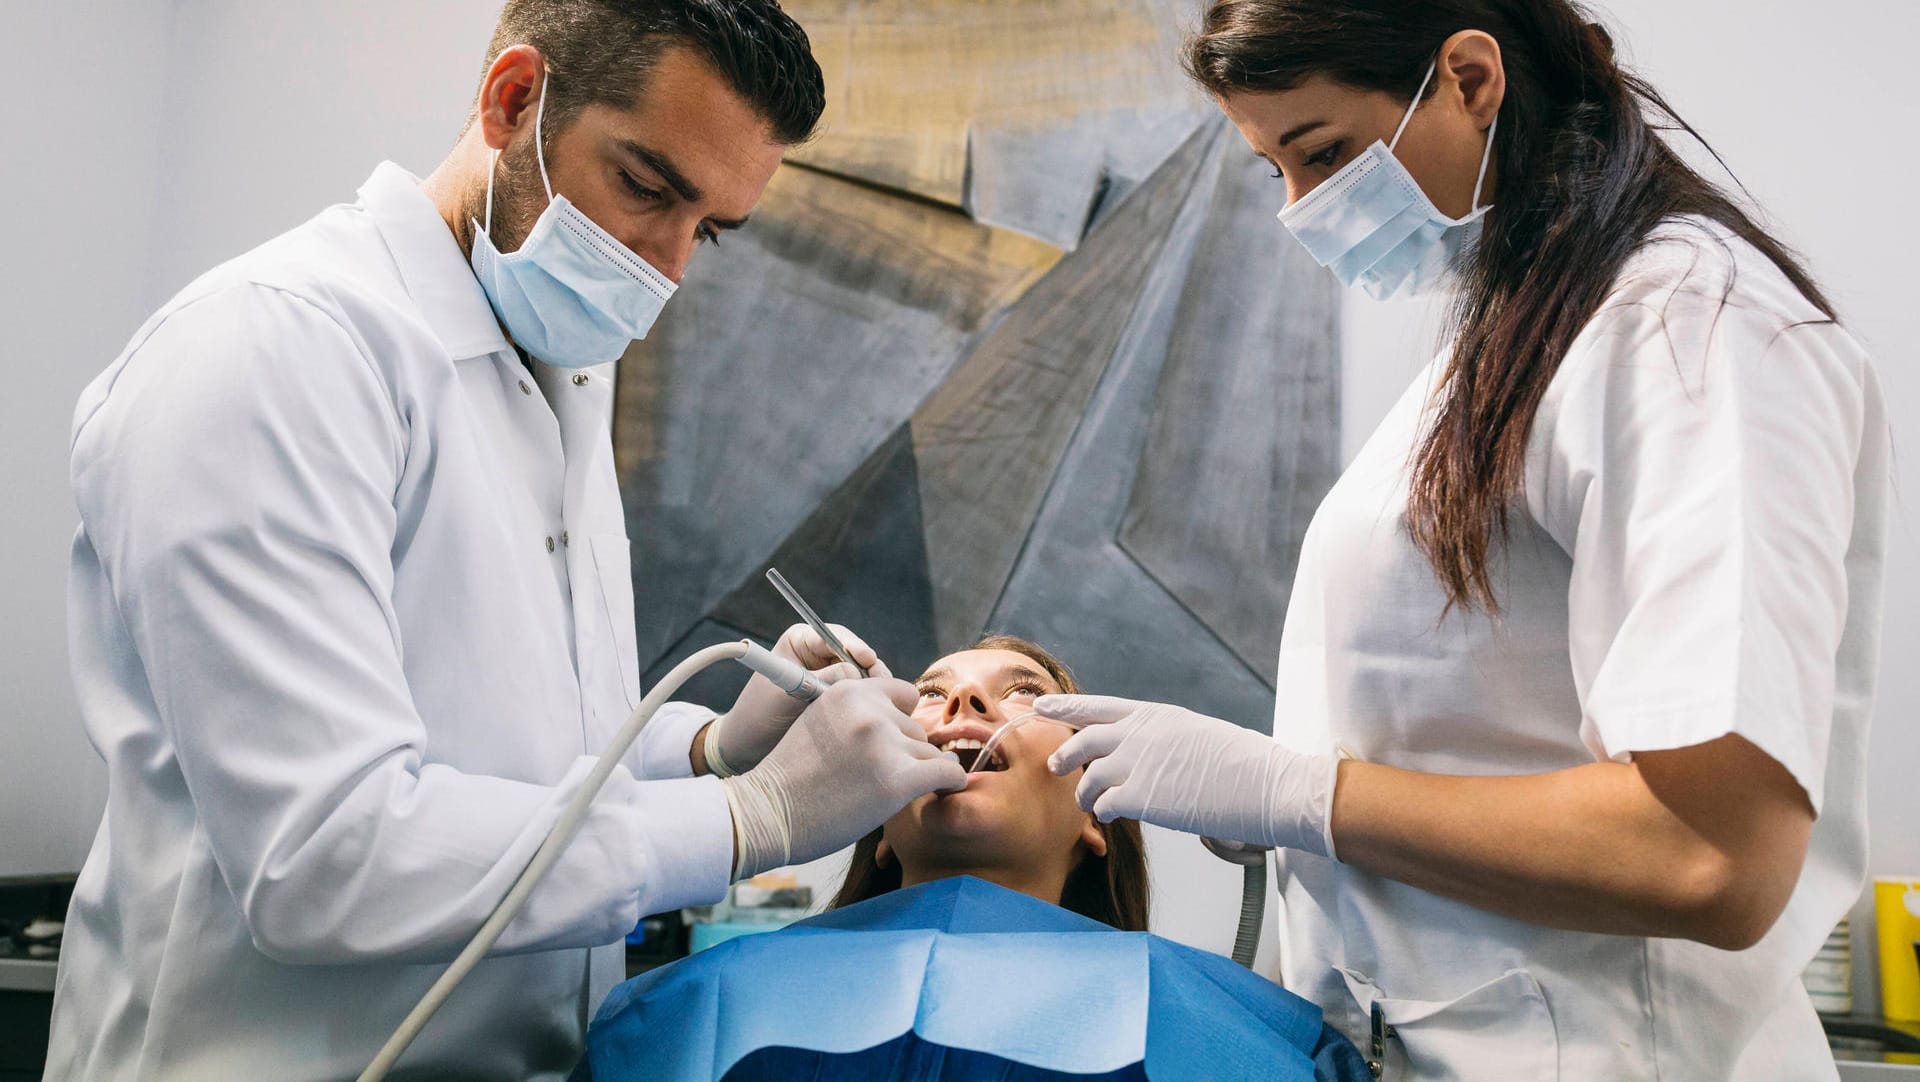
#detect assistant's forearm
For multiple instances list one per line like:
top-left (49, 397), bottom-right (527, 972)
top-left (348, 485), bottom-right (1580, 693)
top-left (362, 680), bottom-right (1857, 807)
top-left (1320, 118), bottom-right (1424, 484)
top-left (1329, 758), bottom-right (1754, 945)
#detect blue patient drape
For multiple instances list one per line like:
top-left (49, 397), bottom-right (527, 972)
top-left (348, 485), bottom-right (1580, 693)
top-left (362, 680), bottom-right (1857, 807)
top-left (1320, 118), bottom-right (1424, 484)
top-left (576, 876), bottom-right (1368, 1081)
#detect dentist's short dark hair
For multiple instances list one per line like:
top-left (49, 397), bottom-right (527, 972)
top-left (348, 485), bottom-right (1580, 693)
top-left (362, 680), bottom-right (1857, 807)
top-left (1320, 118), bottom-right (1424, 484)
top-left (483, 0), bottom-right (826, 145)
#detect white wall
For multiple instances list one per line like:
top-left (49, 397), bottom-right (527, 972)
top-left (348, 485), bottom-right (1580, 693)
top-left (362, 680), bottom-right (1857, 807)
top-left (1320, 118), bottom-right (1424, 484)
top-left (143, 0), bottom-right (500, 302)
top-left (0, 0), bottom-right (174, 876)
top-left (0, 2), bottom-right (501, 877)
top-left (1340, 0), bottom-right (1920, 1013)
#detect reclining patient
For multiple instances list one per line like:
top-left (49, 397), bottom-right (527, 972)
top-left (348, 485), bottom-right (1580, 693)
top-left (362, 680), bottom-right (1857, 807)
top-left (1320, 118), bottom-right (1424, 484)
top-left (829, 634), bottom-right (1149, 928)
top-left (575, 637), bottom-right (1367, 1081)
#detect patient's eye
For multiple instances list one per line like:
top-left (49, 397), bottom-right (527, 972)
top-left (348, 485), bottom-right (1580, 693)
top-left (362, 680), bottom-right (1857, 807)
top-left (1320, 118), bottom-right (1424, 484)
top-left (917, 684), bottom-right (947, 702)
top-left (1004, 682), bottom-right (1046, 700)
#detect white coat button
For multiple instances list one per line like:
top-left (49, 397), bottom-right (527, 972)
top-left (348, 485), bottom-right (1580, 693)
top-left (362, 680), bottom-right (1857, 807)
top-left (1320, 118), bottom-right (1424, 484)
top-left (572, 373), bottom-right (589, 386)
top-left (545, 536), bottom-right (556, 553)
top-left (560, 531), bottom-right (569, 546)
top-left (518, 379), bottom-right (532, 395)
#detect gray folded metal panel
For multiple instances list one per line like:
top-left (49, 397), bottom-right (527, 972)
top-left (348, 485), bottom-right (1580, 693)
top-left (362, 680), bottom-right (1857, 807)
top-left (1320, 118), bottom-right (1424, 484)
top-left (614, 163), bottom-right (1058, 670)
top-left (612, 8), bottom-right (1343, 724)
top-left (983, 122), bottom-right (1292, 730)
top-left (1117, 116), bottom-right (1343, 678)
top-left (912, 124), bottom-right (1214, 655)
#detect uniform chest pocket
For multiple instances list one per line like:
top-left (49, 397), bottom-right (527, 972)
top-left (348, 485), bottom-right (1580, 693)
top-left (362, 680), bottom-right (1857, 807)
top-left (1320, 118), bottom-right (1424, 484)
top-left (1336, 967), bottom-right (1559, 1081)
top-left (587, 533), bottom-right (643, 710)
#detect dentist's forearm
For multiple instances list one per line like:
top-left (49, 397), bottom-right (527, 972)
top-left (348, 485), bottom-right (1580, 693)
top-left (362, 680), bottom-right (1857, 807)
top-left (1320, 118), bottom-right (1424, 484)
top-left (690, 722), bottom-right (714, 776)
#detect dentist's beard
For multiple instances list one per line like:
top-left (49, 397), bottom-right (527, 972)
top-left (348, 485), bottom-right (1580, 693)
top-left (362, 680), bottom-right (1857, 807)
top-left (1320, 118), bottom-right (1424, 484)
top-left (465, 137), bottom-right (548, 257)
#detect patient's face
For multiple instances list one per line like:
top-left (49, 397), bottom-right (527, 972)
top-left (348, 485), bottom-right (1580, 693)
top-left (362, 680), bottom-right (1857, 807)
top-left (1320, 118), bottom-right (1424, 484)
top-left (880, 649), bottom-right (1103, 881)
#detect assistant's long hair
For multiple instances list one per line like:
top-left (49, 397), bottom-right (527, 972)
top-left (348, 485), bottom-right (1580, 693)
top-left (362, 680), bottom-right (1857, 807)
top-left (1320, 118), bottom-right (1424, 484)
top-left (827, 635), bottom-right (1151, 931)
top-left (1185, 0), bottom-right (1834, 613)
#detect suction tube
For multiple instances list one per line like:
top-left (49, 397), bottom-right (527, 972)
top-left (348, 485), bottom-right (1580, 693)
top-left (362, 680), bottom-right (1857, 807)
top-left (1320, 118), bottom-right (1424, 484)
top-left (359, 640), bottom-right (817, 1082)
top-left (1232, 861), bottom-right (1266, 969)
top-left (1201, 836), bottom-right (1270, 970)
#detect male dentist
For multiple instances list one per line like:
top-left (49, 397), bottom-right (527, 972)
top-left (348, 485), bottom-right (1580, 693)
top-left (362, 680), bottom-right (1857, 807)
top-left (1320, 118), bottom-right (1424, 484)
top-left (48, 2), bottom-right (964, 1078)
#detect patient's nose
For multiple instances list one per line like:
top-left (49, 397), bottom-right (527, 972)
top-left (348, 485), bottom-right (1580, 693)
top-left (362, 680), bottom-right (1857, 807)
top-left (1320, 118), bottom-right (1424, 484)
top-left (944, 685), bottom-right (992, 722)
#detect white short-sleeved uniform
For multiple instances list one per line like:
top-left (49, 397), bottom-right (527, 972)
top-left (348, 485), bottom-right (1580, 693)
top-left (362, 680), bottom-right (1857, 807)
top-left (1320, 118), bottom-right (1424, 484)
top-left (1271, 217), bottom-right (1888, 1079)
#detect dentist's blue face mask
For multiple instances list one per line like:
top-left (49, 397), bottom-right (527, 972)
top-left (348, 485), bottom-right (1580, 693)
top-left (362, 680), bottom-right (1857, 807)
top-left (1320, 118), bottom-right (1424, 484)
top-left (1278, 60), bottom-right (1497, 302)
top-left (469, 73), bottom-right (677, 368)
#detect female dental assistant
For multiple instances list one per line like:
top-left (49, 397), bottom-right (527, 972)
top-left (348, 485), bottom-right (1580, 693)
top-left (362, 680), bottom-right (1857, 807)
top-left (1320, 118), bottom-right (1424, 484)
top-left (1040, 1), bottom-right (1889, 1078)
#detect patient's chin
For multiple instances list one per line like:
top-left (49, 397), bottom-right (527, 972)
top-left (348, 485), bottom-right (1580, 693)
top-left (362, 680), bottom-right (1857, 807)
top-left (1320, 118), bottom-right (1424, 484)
top-left (892, 821), bottom-right (1030, 871)
top-left (913, 786), bottom-right (1023, 840)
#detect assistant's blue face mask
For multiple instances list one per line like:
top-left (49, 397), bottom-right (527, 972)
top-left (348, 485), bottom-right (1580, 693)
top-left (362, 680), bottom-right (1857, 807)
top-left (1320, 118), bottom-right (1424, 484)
top-left (469, 72), bottom-right (677, 368)
top-left (1278, 59), bottom-right (1497, 302)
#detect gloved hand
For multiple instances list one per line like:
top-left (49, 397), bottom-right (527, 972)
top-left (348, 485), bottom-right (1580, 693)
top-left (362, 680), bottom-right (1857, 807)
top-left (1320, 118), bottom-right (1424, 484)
top-left (703, 622), bottom-right (890, 777)
top-left (722, 677), bottom-right (966, 879)
top-left (1041, 694), bottom-right (1340, 859)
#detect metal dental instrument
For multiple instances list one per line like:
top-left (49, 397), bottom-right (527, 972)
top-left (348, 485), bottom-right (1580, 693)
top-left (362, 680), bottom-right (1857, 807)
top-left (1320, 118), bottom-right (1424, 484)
top-left (765, 567), bottom-right (869, 678)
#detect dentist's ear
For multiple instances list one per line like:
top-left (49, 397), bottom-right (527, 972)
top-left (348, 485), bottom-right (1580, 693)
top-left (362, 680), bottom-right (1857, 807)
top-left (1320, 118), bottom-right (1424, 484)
top-left (475, 44), bottom-right (548, 153)
top-left (1080, 818), bottom-right (1110, 859)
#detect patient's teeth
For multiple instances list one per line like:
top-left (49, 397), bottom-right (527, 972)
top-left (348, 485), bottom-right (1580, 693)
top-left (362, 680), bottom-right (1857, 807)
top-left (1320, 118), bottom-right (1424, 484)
top-left (938, 738), bottom-right (987, 752)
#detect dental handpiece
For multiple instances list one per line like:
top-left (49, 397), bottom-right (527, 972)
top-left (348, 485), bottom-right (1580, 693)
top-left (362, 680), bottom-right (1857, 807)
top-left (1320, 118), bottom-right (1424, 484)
top-left (766, 568), bottom-right (870, 678)
top-left (736, 639), bottom-right (825, 701)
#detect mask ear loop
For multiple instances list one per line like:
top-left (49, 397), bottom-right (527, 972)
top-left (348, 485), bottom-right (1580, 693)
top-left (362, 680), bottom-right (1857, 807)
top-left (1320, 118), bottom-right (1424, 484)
top-left (1388, 56), bottom-right (1498, 216)
top-left (1388, 60), bottom-right (1439, 152)
top-left (482, 150), bottom-right (499, 235)
top-left (1468, 113), bottom-right (1497, 214)
top-left (479, 65), bottom-right (554, 237)
top-left (532, 68), bottom-right (554, 202)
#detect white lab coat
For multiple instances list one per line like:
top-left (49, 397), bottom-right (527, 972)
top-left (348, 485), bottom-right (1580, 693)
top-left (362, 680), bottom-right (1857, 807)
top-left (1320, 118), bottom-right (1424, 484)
top-left (1270, 217), bottom-right (1887, 1079)
top-left (48, 163), bottom-right (727, 1081)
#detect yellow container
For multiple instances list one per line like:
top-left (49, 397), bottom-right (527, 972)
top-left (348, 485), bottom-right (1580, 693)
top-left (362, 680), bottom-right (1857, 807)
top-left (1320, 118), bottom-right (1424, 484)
top-left (1876, 878), bottom-right (1920, 1021)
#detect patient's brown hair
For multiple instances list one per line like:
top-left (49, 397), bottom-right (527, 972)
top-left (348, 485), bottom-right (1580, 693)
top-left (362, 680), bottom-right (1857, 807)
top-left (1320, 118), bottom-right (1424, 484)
top-left (828, 635), bottom-right (1150, 931)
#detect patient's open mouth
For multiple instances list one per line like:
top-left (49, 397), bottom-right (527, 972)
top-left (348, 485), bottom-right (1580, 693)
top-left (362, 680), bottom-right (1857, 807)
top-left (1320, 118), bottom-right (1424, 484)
top-left (939, 739), bottom-right (1008, 773)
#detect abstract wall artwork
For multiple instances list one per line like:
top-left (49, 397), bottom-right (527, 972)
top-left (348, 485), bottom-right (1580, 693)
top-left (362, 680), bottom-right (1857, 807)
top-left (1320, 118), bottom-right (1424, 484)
top-left (613, 0), bottom-right (1341, 731)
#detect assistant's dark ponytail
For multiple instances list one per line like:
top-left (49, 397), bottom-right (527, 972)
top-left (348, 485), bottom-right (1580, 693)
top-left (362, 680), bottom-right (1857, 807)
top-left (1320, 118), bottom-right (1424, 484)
top-left (1186, 0), bottom-right (1833, 613)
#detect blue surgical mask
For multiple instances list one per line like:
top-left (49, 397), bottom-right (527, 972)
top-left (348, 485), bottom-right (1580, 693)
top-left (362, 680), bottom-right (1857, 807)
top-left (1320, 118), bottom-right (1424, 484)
top-left (1278, 60), bottom-right (1497, 301)
top-left (469, 73), bottom-right (677, 368)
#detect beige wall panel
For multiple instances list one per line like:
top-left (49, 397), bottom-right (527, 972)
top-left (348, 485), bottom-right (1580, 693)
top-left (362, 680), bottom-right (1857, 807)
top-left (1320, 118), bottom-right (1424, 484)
top-left (787, 0), bottom-right (1197, 222)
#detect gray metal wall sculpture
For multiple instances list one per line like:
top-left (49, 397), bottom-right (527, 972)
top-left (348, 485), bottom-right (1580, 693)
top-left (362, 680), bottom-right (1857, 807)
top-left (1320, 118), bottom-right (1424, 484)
top-left (613, 1), bottom-right (1341, 732)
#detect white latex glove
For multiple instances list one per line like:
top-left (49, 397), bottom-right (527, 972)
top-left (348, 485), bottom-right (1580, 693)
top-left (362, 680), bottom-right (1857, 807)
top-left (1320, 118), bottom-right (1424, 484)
top-left (722, 677), bottom-right (966, 879)
top-left (704, 622), bottom-right (891, 776)
top-left (1041, 694), bottom-right (1340, 860)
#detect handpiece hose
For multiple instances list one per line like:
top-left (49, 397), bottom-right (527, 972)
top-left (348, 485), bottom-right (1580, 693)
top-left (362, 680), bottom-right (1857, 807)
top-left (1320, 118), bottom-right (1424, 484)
top-left (359, 640), bottom-right (817, 1082)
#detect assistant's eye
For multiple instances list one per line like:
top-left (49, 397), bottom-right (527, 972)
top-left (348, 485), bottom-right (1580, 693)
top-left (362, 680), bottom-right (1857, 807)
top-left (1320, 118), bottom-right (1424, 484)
top-left (1304, 140), bottom-right (1344, 169)
top-left (617, 170), bottom-right (665, 203)
top-left (696, 223), bottom-right (720, 246)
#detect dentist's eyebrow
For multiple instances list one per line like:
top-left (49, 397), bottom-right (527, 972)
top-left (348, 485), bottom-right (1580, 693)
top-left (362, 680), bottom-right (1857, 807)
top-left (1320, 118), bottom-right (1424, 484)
top-left (1276, 119), bottom-right (1329, 147)
top-left (617, 139), bottom-right (702, 201)
top-left (615, 138), bottom-right (751, 231)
